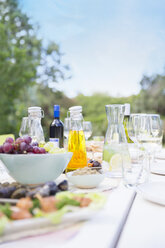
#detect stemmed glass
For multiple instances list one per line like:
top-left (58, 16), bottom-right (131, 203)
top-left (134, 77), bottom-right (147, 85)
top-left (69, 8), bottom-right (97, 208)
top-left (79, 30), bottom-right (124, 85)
top-left (83, 121), bottom-right (92, 140)
top-left (19, 117), bottom-right (30, 137)
top-left (64, 118), bottom-right (71, 149)
top-left (127, 114), bottom-right (144, 144)
top-left (149, 114), bottom-right (163, 160)
top-left (64, 118), bottom-right (71, 139)
top-left (136, 114), bottom-right (162, 178)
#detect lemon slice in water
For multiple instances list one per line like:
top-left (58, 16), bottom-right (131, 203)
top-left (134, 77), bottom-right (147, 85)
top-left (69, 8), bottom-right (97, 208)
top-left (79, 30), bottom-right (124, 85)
top-left (109, 154), bottom-right (122, 171)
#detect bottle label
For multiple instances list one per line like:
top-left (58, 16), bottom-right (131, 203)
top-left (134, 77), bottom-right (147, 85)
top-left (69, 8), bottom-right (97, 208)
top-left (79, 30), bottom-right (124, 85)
top-left (49, 138), bottom-right (59, 148)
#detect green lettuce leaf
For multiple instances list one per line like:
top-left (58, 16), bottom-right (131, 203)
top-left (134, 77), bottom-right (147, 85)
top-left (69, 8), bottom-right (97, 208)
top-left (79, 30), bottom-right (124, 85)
top-left (85, 192), bottom-right (107, 209)
top-left (0, 216), bottom-right (9, 235)
top-left (34, 207), bottom-right (68, 224)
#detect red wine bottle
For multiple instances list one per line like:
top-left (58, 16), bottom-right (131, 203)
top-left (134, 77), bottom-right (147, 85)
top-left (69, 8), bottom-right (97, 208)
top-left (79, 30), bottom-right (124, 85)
top-left (49, 105), bottom-right (64, 148)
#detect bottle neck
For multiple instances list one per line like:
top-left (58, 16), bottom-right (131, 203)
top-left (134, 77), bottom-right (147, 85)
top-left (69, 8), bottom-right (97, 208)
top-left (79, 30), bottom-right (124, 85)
top-left (70, 119), bottom-right (83, 131)
top-left (54, 111), bottom-right (60, 119)
top-left (54, 116), bottom-right (59, 120)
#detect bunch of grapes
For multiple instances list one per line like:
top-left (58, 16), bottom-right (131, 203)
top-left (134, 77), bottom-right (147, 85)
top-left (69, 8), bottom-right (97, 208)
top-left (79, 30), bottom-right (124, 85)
top-left (0, 136), bottom-right (46, 154)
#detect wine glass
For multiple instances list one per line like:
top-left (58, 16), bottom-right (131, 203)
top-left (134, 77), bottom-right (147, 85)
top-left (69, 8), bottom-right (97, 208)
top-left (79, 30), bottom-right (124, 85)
top-left (19, 117), bottom-right (30, 137)
top-left (135, 114), bottom-right (162, 179)
top-left (149, 114), bottom-right (163, 139)
top-left (149, 114), bottom-right (163, 160)
top-left (127, 114), bottom-right (147, 164)
top-left (83, 121), bottom-right (92, 140)
top-left (64, 118), bottom-right (71, 139)
top-left (127, 114), bottom-right (144, 144)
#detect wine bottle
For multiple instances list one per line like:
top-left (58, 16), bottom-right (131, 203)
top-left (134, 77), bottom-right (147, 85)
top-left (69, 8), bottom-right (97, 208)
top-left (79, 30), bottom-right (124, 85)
top-left (49, 105), bottom-right (64, 148)
top-left (123, 103), bottom-right (134, 143)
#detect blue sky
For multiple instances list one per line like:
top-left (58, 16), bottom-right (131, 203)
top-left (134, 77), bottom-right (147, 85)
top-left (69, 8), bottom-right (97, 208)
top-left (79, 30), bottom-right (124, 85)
top-left (20, 0), bottom-right (165, 97)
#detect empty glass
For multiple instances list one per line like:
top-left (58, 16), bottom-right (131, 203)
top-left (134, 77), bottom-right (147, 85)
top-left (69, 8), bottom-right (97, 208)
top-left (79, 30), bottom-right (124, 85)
top-left (83, 121), bottom-right (92, 140)
top-left (64, 118), bottom-right (71, 139)
top-left (149, 114), bottom-right (163, 162)
top-left (123, 114), bottom-right (149, 187)
top-left (122, 148), bottom-right (147, 188)
top-left (127, 114), bottom-right (146, 144)
top-left (135, 114), bottom-right (163, 179)
top-left (19, 117), bottom-right (30, 137)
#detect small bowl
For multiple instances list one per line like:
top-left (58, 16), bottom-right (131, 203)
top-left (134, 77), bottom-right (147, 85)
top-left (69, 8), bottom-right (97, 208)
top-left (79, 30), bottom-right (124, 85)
top-left (67, 171), bottom-right (105, 189)
top-left (0, 153), bottom-right (73, 184)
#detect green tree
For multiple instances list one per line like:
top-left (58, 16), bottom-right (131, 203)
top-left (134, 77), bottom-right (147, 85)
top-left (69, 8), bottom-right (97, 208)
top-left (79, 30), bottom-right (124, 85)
top-left (0, 0), bottom-right (69, 135)
top-left (134, 74), bottom-right (165, 115)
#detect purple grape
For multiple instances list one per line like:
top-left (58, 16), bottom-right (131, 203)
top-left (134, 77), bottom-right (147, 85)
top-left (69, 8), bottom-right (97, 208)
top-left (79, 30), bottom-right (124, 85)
top-left (39, 148), bottom-right (46, 154)
top-left (20, 142), bottom-right (28, 153)
top-left (14, 138), bottom-right (24, 151)
top-left (3, 142), bottom-right (13, 153)
top-left (27, 145), bottom-right (33, 153)
top-left (33, 146), bottom-right (40, 154)
top-left (15, 138), bottom-right (24, 145)
top-left (23, 135), bottom-right (32, 145)
top-left (0, 145), bottom-right (3, 153)
top-left (5, 137), bottom-right (14, 144)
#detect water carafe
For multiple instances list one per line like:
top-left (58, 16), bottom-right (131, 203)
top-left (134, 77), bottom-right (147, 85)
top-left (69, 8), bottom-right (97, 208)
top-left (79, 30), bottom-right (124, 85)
top-left (103, 104), bottom-right (130, 177)
top-left (28, 106), bottom-right (45, 143)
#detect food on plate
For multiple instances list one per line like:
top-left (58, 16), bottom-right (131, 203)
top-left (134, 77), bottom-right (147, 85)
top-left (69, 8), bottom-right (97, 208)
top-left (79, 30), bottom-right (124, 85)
top-left (0, 192), bottom-right (106, 234)
top-left (0, 180), bottom-right (68, 199)
top-left (86, 142), bottom-right (103, 153)
top-left (88, 159), bottom-right (102, 169)
top-left (72, 167), bottom-right (101, 176)
top-left (0, 137), bottom-right (66, 155)
top-left (86, 141), bottom-right (103, 163)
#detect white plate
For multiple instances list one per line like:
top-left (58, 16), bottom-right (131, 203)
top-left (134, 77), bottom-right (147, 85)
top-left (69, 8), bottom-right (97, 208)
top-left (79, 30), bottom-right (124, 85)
top-left (151, 161), bottom-right (165, 176)
top-left (0, 207), bottom-right (97, 243)
top-left (136, 182), bottom-right (165, 206)
top-left (155, 149), bottom-right (165, 160)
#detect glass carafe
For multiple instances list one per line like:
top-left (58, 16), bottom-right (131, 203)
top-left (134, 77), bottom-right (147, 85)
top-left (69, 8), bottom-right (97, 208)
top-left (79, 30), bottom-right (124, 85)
top-left (103, 104), bottom-right (130, 177)
top-left (67, 106), bottom-right (87, 171)
top-left (28, 106), bottom-right (45, 143)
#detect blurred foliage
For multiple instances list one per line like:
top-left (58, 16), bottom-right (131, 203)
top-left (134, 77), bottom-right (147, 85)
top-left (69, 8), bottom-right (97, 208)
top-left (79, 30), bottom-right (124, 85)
top-left (0, 0), bottom-right (69, 136)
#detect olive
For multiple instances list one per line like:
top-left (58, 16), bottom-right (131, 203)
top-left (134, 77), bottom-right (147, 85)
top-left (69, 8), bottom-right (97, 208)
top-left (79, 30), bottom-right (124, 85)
top-left (88, 159), bottom-right (94, 163)
top-left (11, 188), bottom-right (28, 199)
top-left (37, 185), bottom-right (50, 197)
top-left (58, 180), bottom-right (68, 191)
top-left (93, 161), bottom-right (101, 168)
top-left (45, 181), bottom-right (59, 195)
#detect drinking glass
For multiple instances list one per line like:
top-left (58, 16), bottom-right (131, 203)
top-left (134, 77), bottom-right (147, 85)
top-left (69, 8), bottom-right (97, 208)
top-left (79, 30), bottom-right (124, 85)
top-left (149, 114), bottom-right (163, 161)
top-left (122, 147), bottom-right (147, 188)
top-left (83, 121), bottom-right (92, 140)
top-left (19, 117), bottom-right (30, 137)
top-left (64, 118), bottom-right (71, 139)
top-left (135, 114), bottom-right (162, 178)
top-left (127, 114), bottom-right (146, 144)
top-left (123, 114), bottom-right (149, 187)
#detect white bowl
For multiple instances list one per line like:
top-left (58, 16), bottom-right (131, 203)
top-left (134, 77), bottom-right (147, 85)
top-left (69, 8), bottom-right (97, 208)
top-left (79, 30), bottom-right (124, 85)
top-left (0, 153), bottom-right (73, 184)
top-left (67, 171), bottom-right (105, 189)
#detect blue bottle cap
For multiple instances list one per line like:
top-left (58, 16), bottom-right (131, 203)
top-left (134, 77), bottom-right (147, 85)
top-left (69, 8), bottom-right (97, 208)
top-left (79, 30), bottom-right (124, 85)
top-left (54, 105), bottom-right (60, 118)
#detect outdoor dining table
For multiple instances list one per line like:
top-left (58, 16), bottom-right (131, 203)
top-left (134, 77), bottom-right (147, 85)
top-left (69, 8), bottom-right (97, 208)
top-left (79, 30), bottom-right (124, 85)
top-left (0, 158), bottom-right (165, 248)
